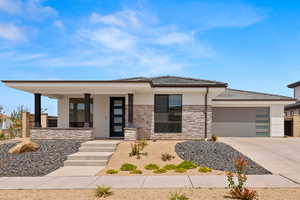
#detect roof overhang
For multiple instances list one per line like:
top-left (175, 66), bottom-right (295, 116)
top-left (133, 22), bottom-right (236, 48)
top-left (288, 81), bottom-right (300, 88)
top-left (212, 100), bottom-right (296, 107)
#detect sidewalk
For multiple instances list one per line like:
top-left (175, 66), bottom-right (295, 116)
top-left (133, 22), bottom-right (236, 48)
top-left (0, 175), bottom-right (299, 190)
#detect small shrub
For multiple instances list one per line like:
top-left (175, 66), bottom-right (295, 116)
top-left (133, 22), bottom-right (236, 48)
top-left (161, 153), bottom-right (175, 161)
top-left (145, 163), bottom-right (160, 170)
top-left (106, 169), bottom-right (118, 174)
top-left (199, 166), bottom-right (212, 173)
top-left (130, 169), bottom-right (143, 174)
top-left (137, 139), bottom-right (148, 150)
top-left (129, 143), bottom-right (147, 159)
top-left (174, 168), bottom-right (187, 173)
top-left (0, 133), bottom-right (5, 140)
top-left (120, 163), bottom-right (137, 171)
top-left (95, 185), bottom-right (113, 198)
top-left (153, 168), bottom-right (167, 174)
top-left (177, 161), bottom-right (198, 169)
top-left (211, 135), bottom-right (218, 142)
top-left (227, 156), bottom-right (258, 200)
top-left (169, 192), bottom-right (189, 200)
top-left (163, 164), bottom-right (177, 170)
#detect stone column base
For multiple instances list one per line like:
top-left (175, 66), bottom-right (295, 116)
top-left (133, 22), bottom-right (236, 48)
top-left (124, 128), bottom-right (138, 141)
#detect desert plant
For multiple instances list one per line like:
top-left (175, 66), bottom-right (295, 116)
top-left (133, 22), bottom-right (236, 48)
top-left (169, 192), bottom-right (189, 200)
top-left (161, 153), bottom-right (175, 161)
top-left (9, 105), bottom-right (29, 138)
top-left (0, 105), bottom-right (4, 124)
top-left (227, 157), bottom-right (258, 200)
top-left (174, 168), bottom-right (187, 173)
top-left (144, 163), bottom-right (160, 170)
top-left (120, 163), bottom-right (137, 171)
top-left (199, 166), bottom-right (212, 173)
top-left (137, 139), bottom-right (148, 150)
top-left (177, 161), bottom-right (198, 169)
top-left (163, 164), bottom-right (177, 170)
top-left (95, 185), bottom-right (113, 198)
top-left (211, 135), bottom-right (218, 142)
top-left (0, 132), bottom-right (5, 140)
top-left (130, 169), bottom-right (143, 174)
top-left (153, 168), bottom-right (167, 174)
top-left (129, 143), bottom-right (147, 159)
top-left (106, 169), bottom-right (118, 174)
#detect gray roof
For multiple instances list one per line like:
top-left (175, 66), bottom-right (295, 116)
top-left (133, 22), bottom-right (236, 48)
top-left (117, 76), bottom-right (227, 87)
top-left (285, 101), bottom-right (300, 110)
top-left (213, 88), bottom-right (295, 101)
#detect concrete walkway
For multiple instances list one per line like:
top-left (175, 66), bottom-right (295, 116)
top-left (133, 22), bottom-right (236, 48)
top-left (0, 175), bottom-right (299, 190)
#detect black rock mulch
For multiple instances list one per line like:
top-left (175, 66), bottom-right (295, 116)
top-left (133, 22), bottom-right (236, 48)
top-left (175, 141), bottom-right (271, 175)
top-left (0, 140), bottom-right (82, 177)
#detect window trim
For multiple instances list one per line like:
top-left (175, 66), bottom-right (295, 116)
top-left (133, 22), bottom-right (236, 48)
top-left (154, 94), bottom-right (182, 133)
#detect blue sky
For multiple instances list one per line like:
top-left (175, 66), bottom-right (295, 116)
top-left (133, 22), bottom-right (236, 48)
top-left (0, 0), bottom-right (299, 115)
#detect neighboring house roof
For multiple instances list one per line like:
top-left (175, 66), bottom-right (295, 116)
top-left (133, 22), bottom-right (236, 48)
top-left (117, 76), bottom-right (228, 87)
top-left (288, 81), bottom-right (300, 88)
top-left (0, 114), bottom-right (8, 119)
top-left (2, 76), bottom-right (228, 88)
top-left (213, 88), bottom-right (296, 101)
top-left (285, 101), bottom-right (300, 110)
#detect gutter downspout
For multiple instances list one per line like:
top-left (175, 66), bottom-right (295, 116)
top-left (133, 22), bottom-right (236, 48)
top-left (204, 87), bottom-right (209, 139)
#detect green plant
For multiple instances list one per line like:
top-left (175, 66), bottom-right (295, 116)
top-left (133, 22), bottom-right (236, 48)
top-left (161, 153), bottom-right (175, 161)
top-left (211, 135), bottom-right (218, 142)
top-left (163, 164), bottom-right (177, 170)
top-left (174, 168), bottom-right (187, 173)
top-left (199, 166), bottom-right (212, 173)
top-left (129, 143), bottom-right (147, 159)
top-left (0, 132), bottom-right (5, 140)
top-left (144, 163), bottom-right (160, 170)
top-left (130, 169), bottom-right (143, 174)
top-left (137, 139), bottom-right (148, 150)
top-left (106, 169), bottom-right (118, 174)
top-left (169, 192), bottom-right (189, 200)
top-left (95, 185), bottom-right (113, 198)
top-left (153, 168), bottom-right (167, 174)
top-left (177, 161), bottom-right (198, 169)
top-left (227, 157), bottom-right (258, 200)
top-left (120, 163), bottom-right (137, 171)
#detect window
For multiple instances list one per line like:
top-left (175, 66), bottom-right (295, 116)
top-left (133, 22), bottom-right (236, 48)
top-left (69, 98), bottom-right (93, 127)
top-left (154, 94), bottom-right (182, 133)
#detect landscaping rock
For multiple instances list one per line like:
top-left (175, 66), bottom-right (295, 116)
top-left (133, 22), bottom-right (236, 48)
top-left (8, 140), bottom-right (39, 154)
top-left (0, 140), bottom-right (82, 176)
top-left (175, 141), bottom-right (271, 175)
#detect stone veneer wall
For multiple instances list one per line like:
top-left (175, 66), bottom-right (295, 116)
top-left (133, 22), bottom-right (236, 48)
top-left (132, 105), bottom-right (212, 140)
top-left (30, 128), bottom-right (94, 140)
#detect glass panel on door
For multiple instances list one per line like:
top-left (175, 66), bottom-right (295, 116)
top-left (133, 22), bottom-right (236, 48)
top-left (110, 97), bottom-right (125, 137)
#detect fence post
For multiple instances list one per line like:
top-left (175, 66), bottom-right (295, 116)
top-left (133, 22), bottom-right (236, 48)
top-left (22, 112), bottom-right (30, 138)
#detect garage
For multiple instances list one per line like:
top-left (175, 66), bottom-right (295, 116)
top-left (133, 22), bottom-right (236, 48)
top-left (212, 107), bottom-right (270, 137)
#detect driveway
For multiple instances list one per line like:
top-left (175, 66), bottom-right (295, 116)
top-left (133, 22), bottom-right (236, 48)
top-left (221, 137), bottom-right (300, 184)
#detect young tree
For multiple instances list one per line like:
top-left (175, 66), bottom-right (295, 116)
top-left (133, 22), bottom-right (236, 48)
top-left (9, 105), bottom-right (29, 137)
top-left (0, 105), bottom-right (4, 124)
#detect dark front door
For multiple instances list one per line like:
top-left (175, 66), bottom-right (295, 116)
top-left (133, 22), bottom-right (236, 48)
top-left (110, 97), bottom-right (125, 137)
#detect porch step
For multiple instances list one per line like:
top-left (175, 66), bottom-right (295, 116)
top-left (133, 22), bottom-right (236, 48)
top-left (79, 146), bottom-right (116, 152)
top-left (67, 152), bottom-right (113, 160)
top-left (64, 159), bottom-right (107, 166)
top-left (81, 141), bottom-right (120, 148)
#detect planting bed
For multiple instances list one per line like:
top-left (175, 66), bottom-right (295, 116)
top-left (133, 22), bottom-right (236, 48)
top-left (0, 140), bottom-right (82, 176)
top-left (175, 141), bottom-right (271, 175)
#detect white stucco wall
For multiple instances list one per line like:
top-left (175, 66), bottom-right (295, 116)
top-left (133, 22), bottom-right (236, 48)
top-left (270, 104), bottom-right (284, 137)
top-left (295, 86), bottom-right (300, 100)
top-left (57, 96), bottom-right (69, 128)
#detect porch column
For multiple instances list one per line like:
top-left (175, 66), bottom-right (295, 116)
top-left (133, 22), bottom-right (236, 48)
top-left (84, 93), bottom-right (91, 127)
top-left (34, 93), bottom-right (41, 128)
top-left (128, 93), bottom-right (134, 127)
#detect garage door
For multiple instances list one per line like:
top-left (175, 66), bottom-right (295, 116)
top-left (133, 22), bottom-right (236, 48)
top-left (212, 107), bottom-right (270, 137)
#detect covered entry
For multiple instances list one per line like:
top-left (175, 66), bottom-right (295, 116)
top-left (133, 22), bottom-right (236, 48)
top-left (212, 107), bottom-right (270, 137)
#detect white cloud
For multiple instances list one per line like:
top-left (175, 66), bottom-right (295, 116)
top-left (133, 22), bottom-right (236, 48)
top-left (89, 10), bottom-right (141, 29)
top-left (0, 0), bottom-right (21, 14)
top-left (53, 20), bottom-right (64, 29)
top-left (155, 32), bottom-right (193, 45)
top-left (0, 0), bottom-right (57, 20)
top-left (0, 23), bottom-right (25, 41)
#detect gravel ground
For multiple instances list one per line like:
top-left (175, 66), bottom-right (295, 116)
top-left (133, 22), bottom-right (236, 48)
top-left (0, 140), bottom-right (82, 177)
top-left (175, 141), bottom-right (271, 175)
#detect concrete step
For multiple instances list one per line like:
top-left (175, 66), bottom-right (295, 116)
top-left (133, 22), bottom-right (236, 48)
top-left (81, 141), bottom-right (120, 148)
top-left (67, 152), bottom-right (113, 160)
top-left (64, 159), bottom-right (107, 166)
top-left (79, 146), bottom-right (116, 152)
